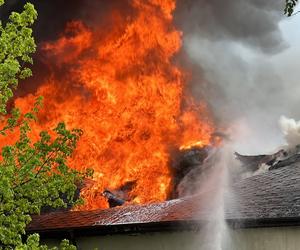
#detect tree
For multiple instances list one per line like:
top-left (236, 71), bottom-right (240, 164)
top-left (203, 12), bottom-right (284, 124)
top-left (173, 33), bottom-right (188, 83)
top-left (0, 1), bottom-right (89, 249)
top-left (285, 0), bottom-right (299, 16)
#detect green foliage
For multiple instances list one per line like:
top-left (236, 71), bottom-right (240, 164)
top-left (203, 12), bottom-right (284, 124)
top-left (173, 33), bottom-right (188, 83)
top-left (285, 0), bottom-right (299, 16)
top-left (16, 234), bottom-right (76, 250)
top-left (0, 1), bottom-right (37, 114)
top-left (0, 1), bottom-right (89, 249)
top-left (0, 98), bottom-right (87, 249)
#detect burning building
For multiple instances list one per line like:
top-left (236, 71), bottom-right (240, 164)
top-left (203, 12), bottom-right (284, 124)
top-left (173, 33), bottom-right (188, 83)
top-left (1, 0), bottom-right (300, 249)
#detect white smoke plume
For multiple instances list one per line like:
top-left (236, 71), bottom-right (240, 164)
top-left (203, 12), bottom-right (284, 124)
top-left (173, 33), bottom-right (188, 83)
top-left (279, 116), bottom-right (300, 148)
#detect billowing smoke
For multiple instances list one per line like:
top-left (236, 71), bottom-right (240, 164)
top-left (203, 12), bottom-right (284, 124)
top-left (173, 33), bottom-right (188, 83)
top-left (176, 0), bottom-right (285, 52)
top-left (175, 0), bottom-right (299, 154)
top-left (279, 116), bottom-right (300, 148)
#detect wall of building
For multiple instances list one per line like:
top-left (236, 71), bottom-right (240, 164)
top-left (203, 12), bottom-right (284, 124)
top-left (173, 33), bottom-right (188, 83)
top-left (44, 226), bottom-right (300, 250)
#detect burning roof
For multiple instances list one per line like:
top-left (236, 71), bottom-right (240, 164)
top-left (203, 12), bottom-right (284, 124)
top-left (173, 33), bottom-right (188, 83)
top-left (28, 158), bottom-right (300, 237)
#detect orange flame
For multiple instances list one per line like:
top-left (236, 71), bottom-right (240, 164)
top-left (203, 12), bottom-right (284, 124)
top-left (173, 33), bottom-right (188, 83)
top-left (3, 0), bottom-right (214, 210)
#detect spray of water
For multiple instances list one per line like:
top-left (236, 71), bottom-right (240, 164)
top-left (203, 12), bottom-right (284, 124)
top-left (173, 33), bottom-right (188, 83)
top-left (178, 142), bottom-right (237, 250)
top-left (202, 144), bottom-right (237, 250)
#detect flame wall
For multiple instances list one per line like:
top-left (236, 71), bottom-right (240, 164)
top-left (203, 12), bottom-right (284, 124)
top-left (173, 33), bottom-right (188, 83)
top-left (2, 0), bottom-right (214, 210)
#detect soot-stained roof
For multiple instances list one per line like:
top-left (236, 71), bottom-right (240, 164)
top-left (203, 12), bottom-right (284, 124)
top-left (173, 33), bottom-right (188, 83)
top-left (27, 162), bottom-right (300, 237)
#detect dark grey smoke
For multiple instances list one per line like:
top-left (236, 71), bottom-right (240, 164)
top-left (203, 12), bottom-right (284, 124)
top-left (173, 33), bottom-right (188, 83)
top-left (1, 0), bottom-right (132, 42)
top-left (175, 0), bottom-right (297, 153)
top-left (175, 0), bottom-right (285, 53)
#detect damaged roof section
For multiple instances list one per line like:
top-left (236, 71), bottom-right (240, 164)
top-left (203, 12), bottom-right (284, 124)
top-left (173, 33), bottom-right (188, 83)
top-left (28, 161), bottom-right (300, 237)
top-left (236, 144), bottom-right (300, 174)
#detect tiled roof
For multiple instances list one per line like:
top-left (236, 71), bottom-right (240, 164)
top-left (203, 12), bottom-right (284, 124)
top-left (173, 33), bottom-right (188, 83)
top-left (28, 163), bottom-right (300, 234)
top-left (226, 163), bottom-right (300, 221)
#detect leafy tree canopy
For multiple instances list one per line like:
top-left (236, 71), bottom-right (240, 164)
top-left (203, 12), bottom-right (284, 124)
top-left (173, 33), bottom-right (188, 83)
top-left (0, 1), bottom-right (89, 249)
top-left (285, 0), bottom-right (299, 16)
top-left (0, 1), bottom-right (37, 114)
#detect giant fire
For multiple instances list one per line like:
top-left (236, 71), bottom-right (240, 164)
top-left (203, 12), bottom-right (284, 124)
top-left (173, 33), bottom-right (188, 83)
top-left (2, 0), bottom-right (214, 210)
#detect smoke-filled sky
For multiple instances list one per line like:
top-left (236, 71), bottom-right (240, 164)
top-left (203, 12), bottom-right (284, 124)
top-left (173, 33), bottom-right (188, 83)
top-left (1, 0), bottom-right (300, 154)
top-left (176, 0), bottom-right (300, 154)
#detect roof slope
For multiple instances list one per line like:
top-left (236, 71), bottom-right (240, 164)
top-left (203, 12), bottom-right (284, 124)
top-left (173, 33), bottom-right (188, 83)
top-left (227, 163), bottom-right (300, 221)
top-left (28, 163), bottom-right (300, 235)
